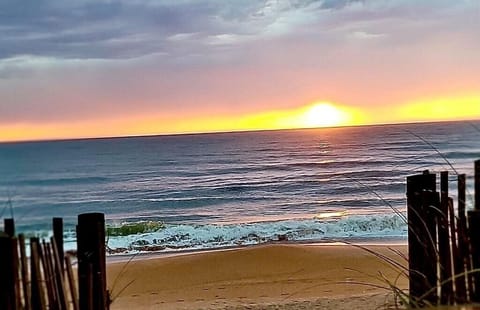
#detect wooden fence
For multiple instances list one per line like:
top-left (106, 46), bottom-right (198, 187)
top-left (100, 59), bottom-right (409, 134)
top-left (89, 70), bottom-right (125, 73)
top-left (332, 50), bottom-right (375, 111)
top-left (407, 159), bottom-right (480, 307)
top-left (0, 212), bottom-right (107, 310)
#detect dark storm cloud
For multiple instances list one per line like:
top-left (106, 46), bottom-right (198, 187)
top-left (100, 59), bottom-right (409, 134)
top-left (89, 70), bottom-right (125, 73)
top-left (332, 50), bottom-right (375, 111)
top-left (1, 0), bottom-right (477, 61)
top-left (1, 0), bottom-right (358, 60)
top-left (0, 0), bottom-right (234, 59)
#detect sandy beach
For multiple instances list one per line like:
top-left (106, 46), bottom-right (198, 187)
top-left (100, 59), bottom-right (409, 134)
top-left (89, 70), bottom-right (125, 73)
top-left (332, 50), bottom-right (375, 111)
top-left (107, 243), bottom-right (408, 309)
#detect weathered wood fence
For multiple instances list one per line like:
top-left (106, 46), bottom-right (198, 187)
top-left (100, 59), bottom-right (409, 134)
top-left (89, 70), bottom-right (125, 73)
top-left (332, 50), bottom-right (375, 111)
top-left (408, 159), bottom-right (480, 306)
top-left (0, 212), bottom-right (107, 310)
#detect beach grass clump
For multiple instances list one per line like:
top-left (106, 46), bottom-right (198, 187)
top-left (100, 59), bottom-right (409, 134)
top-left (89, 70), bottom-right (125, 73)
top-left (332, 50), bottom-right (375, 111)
top-left (106, 221), bottom-right (165, 236)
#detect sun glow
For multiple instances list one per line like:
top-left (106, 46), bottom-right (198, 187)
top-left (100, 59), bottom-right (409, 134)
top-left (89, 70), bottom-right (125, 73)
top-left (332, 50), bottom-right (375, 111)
top-left (396, 95), bottom-right (480, 122)
top-left (0, 102), bottom-right (364, 142)
top-left (301, 102), bottom-right (350, 128)
top-left (234, 101), bottom-right (361, 131)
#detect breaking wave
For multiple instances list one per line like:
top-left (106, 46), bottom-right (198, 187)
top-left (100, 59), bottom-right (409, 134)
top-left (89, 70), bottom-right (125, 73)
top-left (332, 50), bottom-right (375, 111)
top-left (104, 213), bottom-right (407, 254)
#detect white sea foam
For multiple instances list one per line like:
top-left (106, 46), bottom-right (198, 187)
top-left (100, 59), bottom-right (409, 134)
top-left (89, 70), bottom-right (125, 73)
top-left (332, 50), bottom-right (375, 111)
top-left (105, 213), bottom-right (407, 254)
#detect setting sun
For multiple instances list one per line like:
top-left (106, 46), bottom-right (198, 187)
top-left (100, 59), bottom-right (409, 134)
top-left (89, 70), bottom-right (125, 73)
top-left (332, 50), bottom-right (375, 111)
top-left (302, 102), bottom-right (349, 128)
top-left (233, 101), bottom-right (361, 132)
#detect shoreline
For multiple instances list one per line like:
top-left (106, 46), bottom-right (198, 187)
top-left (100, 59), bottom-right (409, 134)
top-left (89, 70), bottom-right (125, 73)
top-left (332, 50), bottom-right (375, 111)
top-left (106, 238), bottom-right (408, 263)
top-left (107, 243), bottom-right (408, 309)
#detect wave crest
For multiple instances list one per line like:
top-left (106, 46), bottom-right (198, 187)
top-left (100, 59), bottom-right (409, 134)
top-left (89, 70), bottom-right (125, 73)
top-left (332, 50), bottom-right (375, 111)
top-left (106, 214), bottom-right (407, 254)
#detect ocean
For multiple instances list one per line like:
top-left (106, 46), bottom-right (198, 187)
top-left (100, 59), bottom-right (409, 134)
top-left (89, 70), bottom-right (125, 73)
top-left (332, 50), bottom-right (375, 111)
top-left (0, 121), bottom-right (479, 254)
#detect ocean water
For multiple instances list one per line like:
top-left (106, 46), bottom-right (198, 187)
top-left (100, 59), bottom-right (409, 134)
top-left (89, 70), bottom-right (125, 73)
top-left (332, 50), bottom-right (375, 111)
top-left (0, 121), bottom-right (479, 254)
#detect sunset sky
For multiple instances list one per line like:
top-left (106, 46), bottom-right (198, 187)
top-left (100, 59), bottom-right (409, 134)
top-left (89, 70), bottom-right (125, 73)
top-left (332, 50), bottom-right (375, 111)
top-left (1, 0), bottom-right (479, 142)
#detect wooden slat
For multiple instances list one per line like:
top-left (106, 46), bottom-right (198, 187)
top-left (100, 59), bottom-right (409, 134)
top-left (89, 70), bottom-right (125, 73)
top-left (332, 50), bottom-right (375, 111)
top-left (53, 218), bottom-right (65, 272)
top-left (450, 197), bottom-right (466, 303)
top-left (458, 174), bottom-right (473, 301)
top-left (41, 241), bottom-right (57, 309)
top-left (30, 238), bottom-right (46, 310)
top-left (51, 237), bottom-right (68, 310)
top-left (439, 171), bottom-right (453, 304)
top-left (12, 237), bottom-right (22, 309)
top-left (18, 234), bottom-right (31, 310)
top-left (65, 255), bottom-right (79, 310)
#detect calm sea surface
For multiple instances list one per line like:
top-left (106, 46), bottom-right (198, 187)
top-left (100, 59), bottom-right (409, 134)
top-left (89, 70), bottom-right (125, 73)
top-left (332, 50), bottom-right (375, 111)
top-left (1, 121), bottom-right (479, 253)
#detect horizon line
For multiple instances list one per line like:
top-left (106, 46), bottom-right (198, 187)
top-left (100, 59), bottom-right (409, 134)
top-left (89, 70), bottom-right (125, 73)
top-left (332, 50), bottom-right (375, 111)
top-left (1, 118), bottom-right (479, 145)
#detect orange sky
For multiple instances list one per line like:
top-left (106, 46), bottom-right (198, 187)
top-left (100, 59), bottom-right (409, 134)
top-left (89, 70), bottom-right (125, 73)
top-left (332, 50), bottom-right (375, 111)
top-left (0, 1), bottom-right (479, 142)
top-left (2, 96), bottom-right (479, 142)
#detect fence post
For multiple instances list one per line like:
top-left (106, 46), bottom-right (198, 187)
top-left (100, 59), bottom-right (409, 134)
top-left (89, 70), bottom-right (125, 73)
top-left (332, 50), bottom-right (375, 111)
top-left (475, 160), bottom-right (480, 210)
top-left (4, 218), bottom-right (15, 237)
top-left (407, 172), bottom-right (438, 305)
top-left (53, 217), bottom-right (64, 272)
top-left (471, 160), bottom-right (480, 301)
top-left (468, 210), bottom-right (480, 302)
top-left (77, 213), bottom-right (107, 310)
top-left (0, 234), bottom-right (17, 310)
top-left (458, 174), bottom-right (473, 300)
top-left (439, 171), bottom-right (453, 304)
top-left (450, 197), bottom-right (466, 303)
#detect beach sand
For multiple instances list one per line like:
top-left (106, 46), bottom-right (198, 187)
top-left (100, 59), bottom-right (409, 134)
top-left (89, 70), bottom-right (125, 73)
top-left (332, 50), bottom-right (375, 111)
top-left (107, 244), bottom-right (408, 309)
